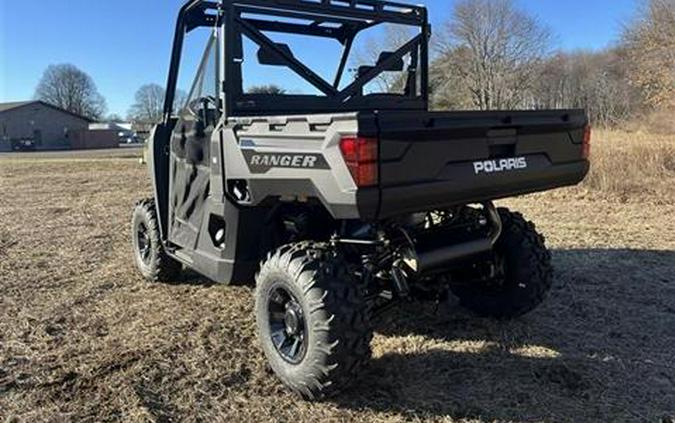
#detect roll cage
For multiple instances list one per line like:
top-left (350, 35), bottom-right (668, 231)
top-left (162, 0), bottom-right (430, 122)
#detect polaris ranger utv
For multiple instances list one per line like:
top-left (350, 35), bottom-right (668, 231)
top-left (131, 0), bottom-right (591, 399)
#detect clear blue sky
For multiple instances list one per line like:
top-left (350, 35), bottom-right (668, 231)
top-left (0, 0), bottom-right (637, 117)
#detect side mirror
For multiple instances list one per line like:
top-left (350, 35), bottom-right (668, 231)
top-left (257, 43), bottom-right (294, 66)
top-left (377, 52), bottom-right (404, 72)
top-left (358, 65), bottom-right (375, 77)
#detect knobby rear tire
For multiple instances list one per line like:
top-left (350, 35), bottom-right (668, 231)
top-left (450, 208), bottom-right (553, 319)
top-left (255, 242), bottom-right (372, 400)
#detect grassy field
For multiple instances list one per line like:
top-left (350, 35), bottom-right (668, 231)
top-left (1, 131), bottom-right (674, 422)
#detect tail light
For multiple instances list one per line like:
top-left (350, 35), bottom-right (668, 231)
top-left (582, 125), bottom-right (592, 159)
top-left (339, 136), bottom-right (379, 187)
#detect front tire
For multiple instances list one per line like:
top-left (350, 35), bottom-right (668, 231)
top-left (255, 242), bottom-right (372, 400)
top-left (450, 208), bottom-right (553, 319)
top-left (131, 198), bottom-right (182, 282)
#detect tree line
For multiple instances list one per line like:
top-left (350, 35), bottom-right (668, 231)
top-left (427, 0), bottom-right (674, 125)
top-left (34, 0), bottom-right (673, 127)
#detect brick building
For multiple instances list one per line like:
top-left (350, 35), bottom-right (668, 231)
top-left (0, 101), bottom-right (93, 151)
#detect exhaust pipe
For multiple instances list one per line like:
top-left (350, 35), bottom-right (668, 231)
top-left (404, 203), bottom-right (502, 274)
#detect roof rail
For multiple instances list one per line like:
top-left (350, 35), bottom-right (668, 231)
top-left (229, 0), bottom-right (427, 25)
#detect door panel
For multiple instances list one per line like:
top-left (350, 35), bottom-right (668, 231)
top-left (168, 116), bottom-right (213, 249)
top-left (168, 35), bottom-right (220, 250)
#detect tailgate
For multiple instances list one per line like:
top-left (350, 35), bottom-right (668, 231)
top-left (357, 110), bottom-right (590, 219)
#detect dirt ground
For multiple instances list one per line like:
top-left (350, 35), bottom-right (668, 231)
top-left (0, 149), bottom-right (673, 422)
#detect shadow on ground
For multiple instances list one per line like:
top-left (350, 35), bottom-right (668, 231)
top-left (333, 248), bottom-right (675, 422)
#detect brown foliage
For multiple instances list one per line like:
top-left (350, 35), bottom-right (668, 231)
top-left (429, 0), bottom-right (674, 126)
top-left (622, 0), bottom-right (675, 109)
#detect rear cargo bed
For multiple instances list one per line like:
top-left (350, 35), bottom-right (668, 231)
top-left (357, 110), bottom-right (590, 219)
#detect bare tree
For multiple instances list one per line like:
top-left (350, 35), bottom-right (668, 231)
top-left (434, 0), bottom-right (552, 110)
top-left (34, 64), bottom-right (107, 120)
top-left (128, 84), bottom-right (165, 124)
top-left (527, 49), bottom-right (641, 126)
top-left (622, 0), bottom-right (675, 109)
top-left (128, 84), bottom-right (189, 124)
top-left (430, 46), bottom-right (474, 110)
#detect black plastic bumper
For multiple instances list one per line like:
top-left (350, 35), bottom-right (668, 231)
top-left (359, 160), bottom-right (589, 220)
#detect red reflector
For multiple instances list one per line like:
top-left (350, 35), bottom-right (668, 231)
top-left (340, 136), bottom-right (379, 187)
top-left (582, 125), bottom-right (592, 159)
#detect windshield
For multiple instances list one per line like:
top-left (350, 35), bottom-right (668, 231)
top-left (186, 34), bottom-right (218, 115)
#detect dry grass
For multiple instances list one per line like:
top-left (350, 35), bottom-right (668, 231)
top-left (581, 129), bottom-right (675, 201)
top-left (623, 109), bottom-right (675, 136)
top-left (0, 136), bottom-right (674, 422)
